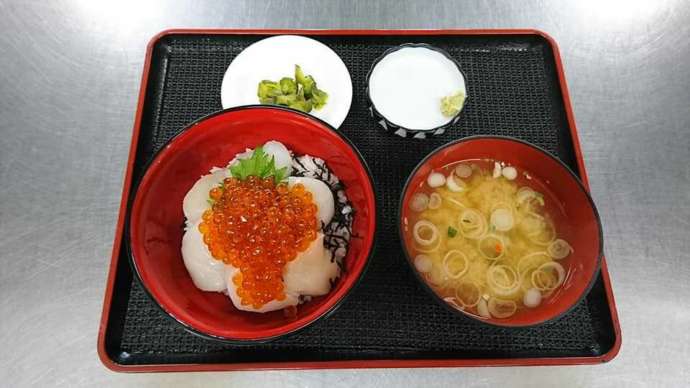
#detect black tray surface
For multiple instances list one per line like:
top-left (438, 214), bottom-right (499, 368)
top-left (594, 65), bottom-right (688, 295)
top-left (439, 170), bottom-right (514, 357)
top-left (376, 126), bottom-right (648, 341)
top-left (104, 33), bottom-right (616, 366)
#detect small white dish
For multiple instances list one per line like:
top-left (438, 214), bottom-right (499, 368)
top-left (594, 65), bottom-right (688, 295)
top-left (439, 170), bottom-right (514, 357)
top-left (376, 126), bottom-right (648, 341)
top-left (221, 35), bottom-right (353, 129)
top-left (367, 44), bottom-right (467, 138)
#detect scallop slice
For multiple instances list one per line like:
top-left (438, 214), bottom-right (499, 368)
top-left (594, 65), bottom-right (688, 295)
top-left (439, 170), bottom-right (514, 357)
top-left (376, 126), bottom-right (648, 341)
top-left (182, 168), bottom-right (230, 224)
top-left (283, 233), bottom-right (340, 296)
top-left (263, 140), bottom-right (293, 176)
top-left (180, 220), bottom-right (227, 292)
top-left (287, 176), bottom-right (335, 226)
top-left (225, 266), bottom-right (299, 313)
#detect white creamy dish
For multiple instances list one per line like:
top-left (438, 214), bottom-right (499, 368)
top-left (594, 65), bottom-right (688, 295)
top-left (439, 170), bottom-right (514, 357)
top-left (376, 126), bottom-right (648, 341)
top-left (368, 45), bottom-right (467, 131)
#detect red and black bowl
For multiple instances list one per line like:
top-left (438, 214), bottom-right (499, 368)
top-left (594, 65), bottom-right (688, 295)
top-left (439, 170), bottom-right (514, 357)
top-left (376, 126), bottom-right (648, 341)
top-left (128, 106), bottom-right (377, 343)
top-left (399, 136), bottom-right (602, 328)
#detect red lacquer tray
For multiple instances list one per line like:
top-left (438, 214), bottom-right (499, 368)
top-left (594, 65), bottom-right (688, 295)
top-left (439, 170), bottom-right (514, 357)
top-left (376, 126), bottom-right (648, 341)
top-left (98, 29), bottom-right (621, 372)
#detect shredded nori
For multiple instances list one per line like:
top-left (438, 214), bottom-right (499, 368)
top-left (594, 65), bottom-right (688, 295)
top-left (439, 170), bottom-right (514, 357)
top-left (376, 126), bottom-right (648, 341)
top-left (292, 154), bottom-right (355, 273)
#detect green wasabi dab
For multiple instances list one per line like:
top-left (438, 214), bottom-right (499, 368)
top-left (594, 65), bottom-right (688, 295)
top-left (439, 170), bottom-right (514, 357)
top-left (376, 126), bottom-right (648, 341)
top-left (440, 90), bottom-right (466, 117)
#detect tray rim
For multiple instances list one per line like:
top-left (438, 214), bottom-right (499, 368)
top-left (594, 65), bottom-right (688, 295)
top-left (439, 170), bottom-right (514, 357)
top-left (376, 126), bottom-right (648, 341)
top-left (97, 28), bottom-right (622, 373)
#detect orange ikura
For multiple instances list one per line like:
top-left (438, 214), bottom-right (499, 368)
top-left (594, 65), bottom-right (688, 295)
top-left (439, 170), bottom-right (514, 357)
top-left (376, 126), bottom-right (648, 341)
top-left (198, 176), bottom-right (319, 309)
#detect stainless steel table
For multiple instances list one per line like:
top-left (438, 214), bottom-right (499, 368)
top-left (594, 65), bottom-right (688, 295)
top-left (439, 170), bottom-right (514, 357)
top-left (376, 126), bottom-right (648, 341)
top-left (1, 1), bottom-right (688, 386)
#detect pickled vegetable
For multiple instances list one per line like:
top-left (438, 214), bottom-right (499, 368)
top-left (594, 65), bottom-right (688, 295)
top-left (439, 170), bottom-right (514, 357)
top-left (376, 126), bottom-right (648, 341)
top-left (257, 65), bottom-right (328, 113)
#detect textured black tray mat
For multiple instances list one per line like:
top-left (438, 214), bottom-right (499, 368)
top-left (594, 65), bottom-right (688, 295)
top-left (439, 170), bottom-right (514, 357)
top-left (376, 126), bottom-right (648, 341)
top-left (105, 34), bottom-right (616, 365)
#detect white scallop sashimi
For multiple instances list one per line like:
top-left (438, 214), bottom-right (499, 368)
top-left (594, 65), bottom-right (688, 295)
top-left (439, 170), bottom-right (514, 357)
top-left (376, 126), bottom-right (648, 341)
top-left (181, 221), bottom-right (227, 292)
top-left (284, 233), bottom-right (340, 296)
top-left (263, 140), bottom-right (293, 176)
top-left (225, 265), bottom-right (299, 313)
top-left (182, 168), bottom-right (229, 224)
top-left (287, 176), bottom-right (334, 226)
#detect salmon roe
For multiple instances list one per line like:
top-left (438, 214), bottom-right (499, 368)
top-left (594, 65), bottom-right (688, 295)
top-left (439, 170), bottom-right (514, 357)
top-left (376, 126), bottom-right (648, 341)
top-left (199, 176), bottom-right (319, 309)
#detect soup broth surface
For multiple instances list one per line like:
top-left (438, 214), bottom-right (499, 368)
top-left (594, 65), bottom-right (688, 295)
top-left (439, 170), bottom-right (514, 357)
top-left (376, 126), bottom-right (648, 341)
top-left (404, 159), bottom-right (574, 320)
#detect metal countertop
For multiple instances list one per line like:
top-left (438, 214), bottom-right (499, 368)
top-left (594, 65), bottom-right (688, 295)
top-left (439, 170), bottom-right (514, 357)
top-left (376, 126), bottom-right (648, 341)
top-left (1, 1), bottom-right (688, 386)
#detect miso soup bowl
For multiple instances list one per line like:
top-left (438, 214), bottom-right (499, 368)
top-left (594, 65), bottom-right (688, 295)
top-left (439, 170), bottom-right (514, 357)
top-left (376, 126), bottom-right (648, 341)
top-left (399, 136), bottom-right (603, 328)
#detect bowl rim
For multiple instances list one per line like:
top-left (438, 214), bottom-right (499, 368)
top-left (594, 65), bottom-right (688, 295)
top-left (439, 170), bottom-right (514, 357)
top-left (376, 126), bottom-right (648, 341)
top-left (127, 104), bottom-right (377, 344)
top-left (397, 135), bottom-right (603, 328)
top-left (365, 43), bottom-right (469, 138)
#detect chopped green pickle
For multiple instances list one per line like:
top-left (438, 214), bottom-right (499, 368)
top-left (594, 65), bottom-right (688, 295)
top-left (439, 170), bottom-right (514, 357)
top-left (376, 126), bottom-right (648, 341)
top-left (289, 99), bottom-right (313, 113)
top-left (257, 65), bottom-right (329, 113)
top-left (311, 88), bottom-right (328, 109)
top-left (258, 80), bottom-right (281, 97)
top-left (275, 94), bottom-right (297, 105)
top-left (440, 90), bottom-right (466, 117)
top-left (279, 77), bottom-right (297, 94)
top-left (294, 64), bottom-right (307, 85)
top-left (301, 76), bottom-right (315, 97)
